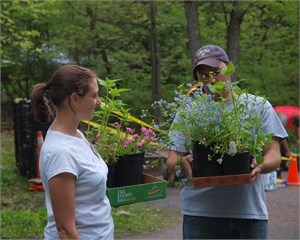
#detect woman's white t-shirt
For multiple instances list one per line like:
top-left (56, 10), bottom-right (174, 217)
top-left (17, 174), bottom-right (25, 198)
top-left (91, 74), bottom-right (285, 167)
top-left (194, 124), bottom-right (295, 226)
top-left (39, 129), bottom-right (114, 240)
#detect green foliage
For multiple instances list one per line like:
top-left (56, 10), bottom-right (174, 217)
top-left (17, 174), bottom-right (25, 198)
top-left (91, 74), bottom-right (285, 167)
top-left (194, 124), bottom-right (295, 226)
top-left (0, 202), bottom-right (174, 239)
top-left (87, 78), bottom-right (156, 164)
top-left (1, 131), bottom-right (46, 239)
top-left (112, 203), bottom-right (176, 237)
top-left (238, 1), bottom-right (299, 106)
top-left (87, 78), bottom-right (131, 163)
top-left (1, 208), bottom-right (47, 239)
top-left (1, 0), bottom-right (299, 114)
top-left (0, 131), bottom-right (26, 193)
top-left (1, 0), bottom-right (60, 99)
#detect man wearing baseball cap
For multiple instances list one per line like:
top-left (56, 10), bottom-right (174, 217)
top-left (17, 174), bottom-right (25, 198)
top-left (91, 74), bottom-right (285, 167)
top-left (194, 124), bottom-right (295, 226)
top-left (166, 44), bottom-right (287, 239)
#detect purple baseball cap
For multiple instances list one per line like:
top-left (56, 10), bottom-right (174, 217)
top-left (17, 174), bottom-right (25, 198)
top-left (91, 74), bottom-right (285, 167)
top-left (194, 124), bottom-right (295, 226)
top-left (193, 45), bottom-right (229, 80)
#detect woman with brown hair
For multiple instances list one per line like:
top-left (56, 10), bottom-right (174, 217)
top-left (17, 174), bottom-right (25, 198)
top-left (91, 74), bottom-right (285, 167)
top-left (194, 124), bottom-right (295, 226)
top-left (31, 65), bottom-right (114, 239)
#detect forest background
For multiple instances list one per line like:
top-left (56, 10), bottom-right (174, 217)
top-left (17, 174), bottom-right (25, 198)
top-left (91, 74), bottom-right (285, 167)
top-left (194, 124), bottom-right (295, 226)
top-left (1, 1), bottom-right (299, 238)
top-left (1, 0), bottom-right (299, 129)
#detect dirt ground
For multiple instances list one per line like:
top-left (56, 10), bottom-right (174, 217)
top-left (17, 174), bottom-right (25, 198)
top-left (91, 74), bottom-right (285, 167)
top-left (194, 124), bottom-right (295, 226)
top-left (118, 171), bottom-right (300, 240)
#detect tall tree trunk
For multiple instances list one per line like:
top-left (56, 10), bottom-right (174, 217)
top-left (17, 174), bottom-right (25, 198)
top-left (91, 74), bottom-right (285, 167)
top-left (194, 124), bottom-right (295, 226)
top-left (86, 3), bottom-right (111, 75)
top-left (225, 1), bottom-right (245, 81)
top-left (184, 1), bottom-right (200, 65)
top-left (150, 2), bottom-right (161, 118)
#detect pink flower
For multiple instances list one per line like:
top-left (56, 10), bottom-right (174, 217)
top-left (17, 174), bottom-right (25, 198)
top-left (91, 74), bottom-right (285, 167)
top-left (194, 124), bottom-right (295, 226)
top-left (113, 122), bottom-right (121, 127)
top-left (143, 136), bottom-right (151, 141)
top-left (133, 134), bottom-right (140, 139)
top-left (147, 129), bottom-right (156, 136)
top-left (141, 127), bottom-right (156, 137)
top-left (126, 127), bottom-right (134, 134)
top-left (141, 127), bottom-right (147, 134)
top-left (136, 141), bottom-right (144, 148)
top-left (149, 137), bottom-right (155, 141)
top-left (123, 139), bottom-right (132, 147)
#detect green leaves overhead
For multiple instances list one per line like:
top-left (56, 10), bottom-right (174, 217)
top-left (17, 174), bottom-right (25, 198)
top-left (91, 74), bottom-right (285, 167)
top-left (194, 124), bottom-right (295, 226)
top-left (1, 0), bottom-right (299, 110)
top-left (98, 78), bottom-right (130, 97)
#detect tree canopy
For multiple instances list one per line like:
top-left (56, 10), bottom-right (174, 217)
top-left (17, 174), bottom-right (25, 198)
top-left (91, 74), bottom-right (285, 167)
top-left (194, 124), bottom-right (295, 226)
top-left (1, 0), bottom-right (299, 118)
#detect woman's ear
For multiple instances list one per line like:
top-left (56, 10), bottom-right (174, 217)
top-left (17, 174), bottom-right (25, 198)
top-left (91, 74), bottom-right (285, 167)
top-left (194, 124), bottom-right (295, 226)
top-left (70, 92), bottom-right (79, 102)
top-left (69, 92), bottom-right (80, 111)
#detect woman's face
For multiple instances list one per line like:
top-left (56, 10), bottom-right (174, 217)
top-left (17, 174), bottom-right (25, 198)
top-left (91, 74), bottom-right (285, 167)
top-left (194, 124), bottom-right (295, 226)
top-left (196, 62), bottom-right (231, 101)
top-left (76, 78), bottom-right (100, 120)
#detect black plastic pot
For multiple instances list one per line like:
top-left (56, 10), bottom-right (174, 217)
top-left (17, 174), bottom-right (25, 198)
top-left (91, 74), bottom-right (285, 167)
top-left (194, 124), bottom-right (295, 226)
top-left (192, 143), bottom-right (223, 177)
top-left (222, 152), bottom-right (251, 175)
top-left (106, 163), bottom-right (118, 188)
top-left (115, 152), bottom-right (145, 187)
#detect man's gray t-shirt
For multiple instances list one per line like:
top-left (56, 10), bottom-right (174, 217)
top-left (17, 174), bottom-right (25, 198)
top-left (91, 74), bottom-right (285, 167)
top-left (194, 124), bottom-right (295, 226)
top-left (169, 93), bottom-right (288, 219)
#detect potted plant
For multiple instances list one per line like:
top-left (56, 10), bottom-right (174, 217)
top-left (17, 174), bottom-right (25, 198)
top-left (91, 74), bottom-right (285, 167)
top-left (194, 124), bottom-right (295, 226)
top-left (150, 63), bottom-right (273, 178)
top-left (86, 78), bottom-right (156, 187)
top-left (111, 124), bottom-right (156, 187)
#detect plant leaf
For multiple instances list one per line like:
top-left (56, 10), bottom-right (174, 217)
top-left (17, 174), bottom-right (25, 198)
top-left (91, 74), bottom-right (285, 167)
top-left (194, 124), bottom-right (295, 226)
top-left (220, 62), bottom-right (235, 75)
top-left (208, 81), bottom-right (226, 93)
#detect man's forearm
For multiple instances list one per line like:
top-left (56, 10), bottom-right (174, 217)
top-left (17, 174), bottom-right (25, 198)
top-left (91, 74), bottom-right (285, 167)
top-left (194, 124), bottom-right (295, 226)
top-left (166, 150), bottom-right (188, 175)
top-left (260, 138), bottom-right (281, 174)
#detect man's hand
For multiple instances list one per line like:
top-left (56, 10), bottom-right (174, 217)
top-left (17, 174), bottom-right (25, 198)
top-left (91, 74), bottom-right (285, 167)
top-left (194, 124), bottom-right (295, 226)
top-left (166, 150), bottom-right (189, 185)
top-left (250, 158), bottom-right (261, 182)
top-left (181, 154), bottom-right (193, 179)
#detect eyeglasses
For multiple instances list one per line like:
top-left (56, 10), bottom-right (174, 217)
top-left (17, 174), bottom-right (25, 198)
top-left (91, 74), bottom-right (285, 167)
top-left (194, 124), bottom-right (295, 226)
top-left (197, 70), bottom-right (222, 83)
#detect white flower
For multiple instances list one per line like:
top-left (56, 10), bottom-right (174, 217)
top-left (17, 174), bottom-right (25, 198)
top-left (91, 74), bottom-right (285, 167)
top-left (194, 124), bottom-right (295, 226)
top-left (216, 158), bottom-right (223, 165)
top-left (227, 141), bottom-right (237, 156)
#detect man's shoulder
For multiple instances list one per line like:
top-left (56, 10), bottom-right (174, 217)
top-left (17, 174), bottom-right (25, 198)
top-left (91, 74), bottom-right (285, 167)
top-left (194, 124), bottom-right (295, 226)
top-left (239, 93), bottom-right (266, 101)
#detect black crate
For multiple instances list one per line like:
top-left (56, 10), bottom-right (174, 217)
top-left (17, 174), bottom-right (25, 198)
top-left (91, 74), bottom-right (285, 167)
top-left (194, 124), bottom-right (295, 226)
top-left (13, 99), bottom-right (51, 178)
